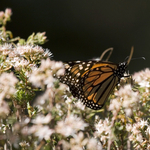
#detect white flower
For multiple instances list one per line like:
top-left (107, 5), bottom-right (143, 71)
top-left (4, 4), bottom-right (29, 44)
top-left (5, 8), bottom-right (12, 19)
top-left (146, 126), bottom-right (150, 136)
top-left (133, 68), bottom-right (150, 87)
top-left (43, 48), bottom-right (53, 57)
top-left (70, 132), bottom-right (88, 146)
top-left (29, 58), bottom-right (64, 88)
top-left (19, 141), bottom-right (30, 147)
top-left (87, 138), bottom-right (102, 150)
top-left (75, 101), bottom-right (85, 110)
top-left (95, 118), bottom-right (111, 143)
top-left (16, 45), bottom-right (44, 56)
top-left (22, 124), bottom-right (54, 140)
top-left (136, 134), bottom-right (143, 143)
top-left (139, 119), bottom-right (148, 129)
top-left (11, 57), bottom-right (29, 71)
top-left (56, 114), bottom-right (88, 137)
top-left (34, 125), bottom-right (54, 140)
top-left (131, 126), bottom-right (140, 135)
top-left (0, 72), bottom-right (18, 99)
top-left (62, 134), bottom-right (102, 150)
top-left (32, 114), bottom-right (52, 124)
top-left (0, 100), bottom-right (9, 117)
top-left (111, 84), bottom-right (139, 117)
top-left (0, 43), bottom-right (12, 55)
top-left (109, 97), bottom-right (122, 115)
top-left (126, 124), bottom-right (132, 132)
top-left (0, 11), bottom-right (4, 19)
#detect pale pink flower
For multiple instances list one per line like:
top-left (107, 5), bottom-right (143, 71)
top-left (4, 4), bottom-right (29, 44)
top-left (11, 57), bottom-right (29, 71)
top-left (147, 144), bottom-right (150, 149)
top-left (34, 88), bottom-right (53, 106)
top-left (65, 97), bottom-right (72, 105)
top-left (112, 84), bottom-right (139, 116)
top-left (43, 48), bottom-right (52, 57)
top-left (71, 132), bottom-right (88, 144)
top-left (29, 58), bottom-right (64, 88)
top-left (22, 124), bottom-right (54, 140)
top-left (62, 132), bottom-right (89, 150)
top-left (128, 134), bottom-right (134, 141)
top-left (131, 126), bottom-right (140, 135)
top-left (87, 138), bottom-right (102, 150)
top-left (0, 11), bottom-right (4, 19)
top-left (75, 101), bottom-right (85, 110)
top-left (109, 98), bottom-right (122, 115)
top-left (70, 132), bottom-right (88, 150)
top-left (0, 43), bottom-right (12, 55)
top-left (34, 125), bottom-right (54, 140)
top-left (0, 100), bottom-right (9, 117)
top-left (146, 126), bottom-right (150, 136)
top-left (95, 118), bottom-right (111, 143)
top-left (133, 68), bottom-right (150, 87)
top-left (16, 45), bottom-right (44, 56)
top-left (29, 59), bottom-right (53, 88)
top-left (0, 72), bottom-right (18, 99)
top-left (32, 114), bottom-right (52, 124)
top-left (56, 114), bottom-right (88, 137)
top-left (139, 119), bottom-right (148, 129)
top-left (126, 124), bottom-right (132, 132)
top-left (15, 45), bottom-right (49, 62)
top-left (135, 134), bottom-right (143, 143)
top-left (19, 141), bottom-right (30, 147)
top-left (4, 8), bottom-right (12, 19)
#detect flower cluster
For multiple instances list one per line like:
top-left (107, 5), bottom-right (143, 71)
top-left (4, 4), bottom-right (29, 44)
top-left (0, 8), bottom-right (11, 26)
top-left (95, 118), bottom-right (111, 144)
top-left (109, 84), bottom-right (139, 117)
top-left (56, 114), bottom-right (88, 137)
top-left (0, 72), bottom-right (18, 117)
top-left (21, 114), bottom-right (54, 140)
top-left (29, 58), bottom-right (64, 88)
top-left (62, 132), bottom-right (102, 150)
top-left (126, 119), bottom-right (150, 149)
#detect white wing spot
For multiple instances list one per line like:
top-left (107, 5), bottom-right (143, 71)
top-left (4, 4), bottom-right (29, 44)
top-left (76, 61), bottom-right (81, 63)
top-left (85, 68), bottom-right (89, 71)
top-left (76, 79), bottom-right (79, 82)
top-left (76, 73), bottom-right (80, 77)
top-left (79, 65), bottom-right (83, 70)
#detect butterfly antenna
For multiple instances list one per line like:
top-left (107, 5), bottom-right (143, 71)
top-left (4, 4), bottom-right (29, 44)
top-left (126, 46), bottom-right (134, 65)
top-left (99, 47), bottom-right (113, 61)
top-left (131, 57), bottom-right (146, 61)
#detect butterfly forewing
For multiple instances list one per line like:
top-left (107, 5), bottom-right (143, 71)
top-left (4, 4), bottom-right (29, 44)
top-left (58, 61), bottom-right (95, 85)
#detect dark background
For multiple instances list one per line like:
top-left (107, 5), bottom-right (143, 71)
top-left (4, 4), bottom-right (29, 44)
top-left (1, 1), bottom-right (150, 73)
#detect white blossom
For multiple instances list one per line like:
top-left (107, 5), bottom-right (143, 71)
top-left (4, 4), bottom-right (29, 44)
top-left (56, 114), bottom-right (88, 137)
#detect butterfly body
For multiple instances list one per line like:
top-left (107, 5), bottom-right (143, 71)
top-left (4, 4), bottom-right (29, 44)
top-left (57, 48), bottom-right (133, 110)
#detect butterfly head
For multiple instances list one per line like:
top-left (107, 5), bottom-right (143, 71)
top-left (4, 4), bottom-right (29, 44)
top-left (115, 47), bottom-right (134, 78)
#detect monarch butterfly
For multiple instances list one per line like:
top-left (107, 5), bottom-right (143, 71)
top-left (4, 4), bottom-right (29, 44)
top-left (57, 47), bottom-right (134, 110)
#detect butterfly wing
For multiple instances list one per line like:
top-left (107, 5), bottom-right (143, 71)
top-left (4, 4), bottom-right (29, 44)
top-left (58, 61), bottom-right (120, 110)
top-left (58, 61), bottom-right (94, 95)
top-left (78, 62), bottom-right (119, 110)
top-left (57, 48), bottom-right (133, 110)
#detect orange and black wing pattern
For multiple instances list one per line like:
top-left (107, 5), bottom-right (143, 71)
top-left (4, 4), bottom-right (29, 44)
top-left (58, 47), bottom-right (134, 110)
